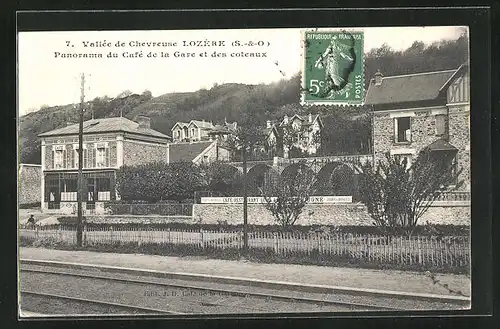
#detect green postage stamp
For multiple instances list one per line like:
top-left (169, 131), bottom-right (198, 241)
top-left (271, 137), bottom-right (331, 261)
top-left (301, 30), bottom-right (364, 105)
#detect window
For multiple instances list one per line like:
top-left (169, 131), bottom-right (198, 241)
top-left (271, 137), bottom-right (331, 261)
top-left (96, 147), bottom-right (106, 167)
top-left (394, 117), bottom-right (411, 143)
top-left (63, 179), bottom-right (77, 192)
top-left (54, 149), bottom-right (64, 168)
top-left (203, 155), bottom-right (209, 162)
top-left (73, 149), bottom-right (79, 168)
top-left (191, 128), bottom-right (196, 137)
top-left (435, 114), bottom-right (446, 136)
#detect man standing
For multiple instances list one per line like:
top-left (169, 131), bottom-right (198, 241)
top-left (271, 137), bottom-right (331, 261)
top-left (27, 214), bottom-right (35, 229)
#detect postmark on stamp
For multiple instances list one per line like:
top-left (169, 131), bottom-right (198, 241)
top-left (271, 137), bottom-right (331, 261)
top-left (301, 30), bottom-right (364, 106)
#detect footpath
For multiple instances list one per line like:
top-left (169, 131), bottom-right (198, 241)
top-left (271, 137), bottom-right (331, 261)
top-left (19, 247), bottom-right (470, 297)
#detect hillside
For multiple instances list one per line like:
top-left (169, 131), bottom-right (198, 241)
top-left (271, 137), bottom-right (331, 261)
top-left (19, 33), bottom-right (468, 164)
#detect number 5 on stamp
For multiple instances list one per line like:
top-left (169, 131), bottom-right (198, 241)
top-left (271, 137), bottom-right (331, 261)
top-left (301, 30), bottom-right (364, 106)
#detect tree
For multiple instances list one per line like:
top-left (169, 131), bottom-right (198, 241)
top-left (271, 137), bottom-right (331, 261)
top-left (142, 90), bottom-right (153, 101)
top-left (357, 149), bottom-right (463, 236)
top-left (260, 165), bottom-right (317, 227)
top-left (199, 161), bottom-right (243, 196)
top-left (115, 162), bottom-right (203, 202)
top-left (116, 90), bottom-right (133, 99)
top-left (226, 113), bottom-right (266, 253)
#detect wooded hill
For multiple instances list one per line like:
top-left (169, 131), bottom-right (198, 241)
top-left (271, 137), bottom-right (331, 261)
top-left (19, 33), bottom-right (468, 164)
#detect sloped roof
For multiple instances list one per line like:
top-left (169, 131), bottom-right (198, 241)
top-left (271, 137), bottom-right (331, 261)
top-left (38, 117), bottom-right (171, 139)
top-left (190, 120), bottom-right (214, 129)
top-left (426, 139), bottom-right (458, 152)
top-left (365, 69), bottom-right (456, 106)
top-left (168, 141), bottom-right (213, 163)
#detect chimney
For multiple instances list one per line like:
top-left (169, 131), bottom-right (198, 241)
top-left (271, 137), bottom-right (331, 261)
top-left (283, 115), bottom-right (289, 124)
top-left (266, 120), bottom-right (272, 128)
top-left (374, 69), bottom-right (383, 85)
top-left (137, 115), bottom-right (151, 129)
top-left (308, 113), bottom-right (313, 123)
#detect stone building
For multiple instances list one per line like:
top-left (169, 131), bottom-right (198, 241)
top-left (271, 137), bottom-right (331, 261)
top-left (38, 115), bottom-right (171, 213)
top-left (365, 63), bottom-right (470, 191)
top-left (265, 113), bottom-right (323, 158)
top-left (18, 164), bottom-right (42, 206)
top-left (171, 119), bottom-right (237, 142)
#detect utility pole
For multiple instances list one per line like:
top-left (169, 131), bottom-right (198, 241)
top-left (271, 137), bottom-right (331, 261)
top-left (76, 73), bottom-right (85, 247)
top-left (242, 146), bottom-right (248, 255)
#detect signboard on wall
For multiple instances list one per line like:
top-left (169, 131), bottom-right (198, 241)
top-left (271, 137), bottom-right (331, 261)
top-left (200, 196), bottom-right (353, 204)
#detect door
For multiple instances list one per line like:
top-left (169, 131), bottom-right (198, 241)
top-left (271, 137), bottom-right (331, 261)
top-left (86, 178), bottom-right (96, 211)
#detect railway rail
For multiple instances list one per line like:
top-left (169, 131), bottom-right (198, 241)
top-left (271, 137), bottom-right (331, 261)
top-left (19, 260), bottom-right (470, 316)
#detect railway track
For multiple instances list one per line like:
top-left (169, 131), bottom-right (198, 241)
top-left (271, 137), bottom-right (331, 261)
top-left (19, 261), bottom-right (469, 316)
top-left (20, 290), bottom-right (183, 315)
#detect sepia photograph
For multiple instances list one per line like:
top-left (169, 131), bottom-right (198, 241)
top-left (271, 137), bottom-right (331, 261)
top-left (17, 24), bottom-right (472, 317)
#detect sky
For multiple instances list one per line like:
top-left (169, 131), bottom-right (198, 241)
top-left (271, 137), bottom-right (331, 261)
top-left (18, 26), bottom-right (467, 115)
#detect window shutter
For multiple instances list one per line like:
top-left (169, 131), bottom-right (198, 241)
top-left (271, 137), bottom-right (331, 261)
top-left (66, 147), bottom-right (72, 168)
top-left (83, 149), bottom-right (88, 168)
top-left (105, 148), bottom-right (110, 167)
top-left (92, 148), bottom-right (96, 168)
top-left (51, 150), bottom-right (55, 169)
top-left (435, 115), bottom-right (445, 135)
top-left (63, 149), bottom-right (67, 168)
top-left (393, 118), bottom-right (398, 142)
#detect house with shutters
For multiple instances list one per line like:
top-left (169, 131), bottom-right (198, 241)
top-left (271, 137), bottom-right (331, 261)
top-left (171, 119), bottom-right (237, 143)
top-left (365, 63), bottom-right (470, 191)
top-left (38, 115), bottom-right (171, 214)
top-left (264, 113), bottom-right (323, 158)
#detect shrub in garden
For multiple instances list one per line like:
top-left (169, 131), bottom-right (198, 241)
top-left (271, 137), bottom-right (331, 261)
top-left (357, 149), bottom-right (463, 236)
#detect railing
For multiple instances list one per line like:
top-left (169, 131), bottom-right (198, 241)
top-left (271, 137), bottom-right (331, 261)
top-left (103, 203), bottom-right (193, 216)
top-left (20, 226), bottom-right (470, 268)
top-left (434, 191), bottom-right (471, 202)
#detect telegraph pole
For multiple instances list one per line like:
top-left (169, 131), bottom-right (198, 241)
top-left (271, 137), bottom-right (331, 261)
top-left (76, 73), bottom-right (85, 247)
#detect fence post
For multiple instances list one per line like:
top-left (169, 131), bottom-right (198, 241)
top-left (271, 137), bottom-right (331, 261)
top-left (418, 236), bottom-right (422, 265)
top-left (273, 232), bottom-right (278, 254)
top-left (59, 225), bottom-right (63, 241)
top-left (83, 225), bottom-right (87, 246)
top-left (35, 226), bottom-right (39, 239)
top-left (138, 227), bottom-right (142, 247)
top-left (200, 229), bottom-right (204, 249)
top-left (110, 226), bottom-right (114, 243)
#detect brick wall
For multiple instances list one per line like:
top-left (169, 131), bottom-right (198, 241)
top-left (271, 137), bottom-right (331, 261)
top-left (122, 140), bottom-right (168, 166)
top-left (19, 165), bottom-right (41, 205)
top-left (192, 203), bottom-right (470, 226)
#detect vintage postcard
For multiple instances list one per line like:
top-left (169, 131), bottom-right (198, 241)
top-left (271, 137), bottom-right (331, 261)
top-left (18, 25), bottom-right (471, 318)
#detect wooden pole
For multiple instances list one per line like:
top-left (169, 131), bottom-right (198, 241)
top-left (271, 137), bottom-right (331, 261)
top-left (242, 147), bottom-right (248, 255)
top-left (76, 73), bottom-right (85, 247)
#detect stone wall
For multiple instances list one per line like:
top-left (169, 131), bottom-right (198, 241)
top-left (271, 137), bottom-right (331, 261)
top-left (448, 104), bottom-right (470, 191)
top-left (192, 203), bottom-right (470, 226)
top-left (18, 164), bottom-right (42, 205)
top-left (373, 109), bottom-right (446, 163)
top-left (373, 106), bottom-right (470, 191)
top-left (122, 140), bottom-right (168, 166)
top-left (81, 215), bottom-right (196, 224)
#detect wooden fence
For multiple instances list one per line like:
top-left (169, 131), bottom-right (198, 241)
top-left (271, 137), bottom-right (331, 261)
top-left (20, 226), bottom-right (470, 268)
